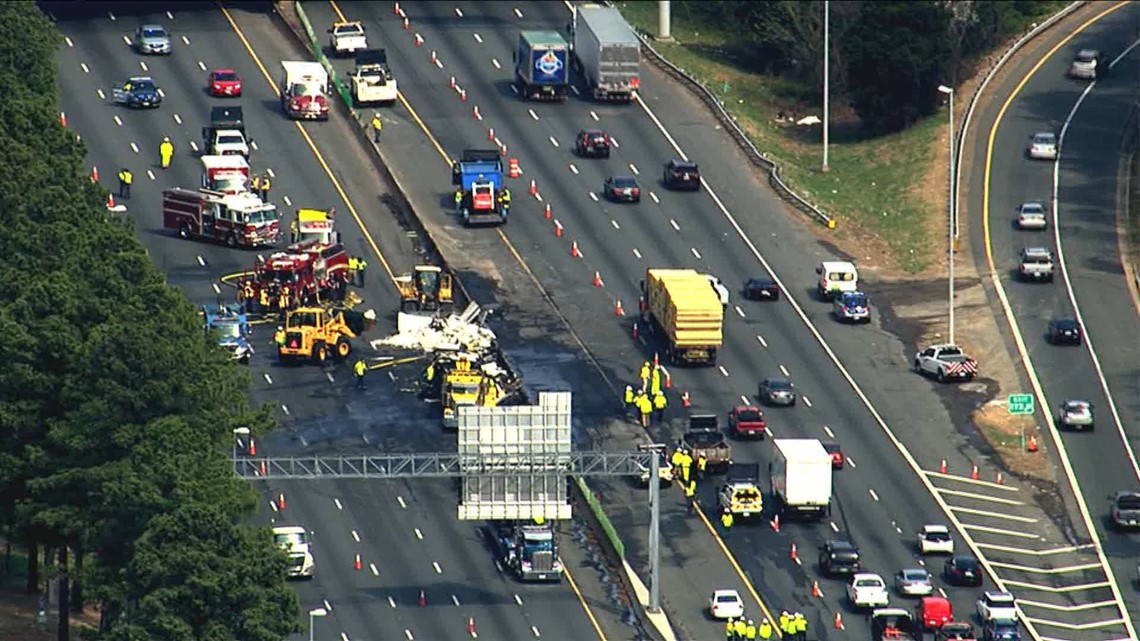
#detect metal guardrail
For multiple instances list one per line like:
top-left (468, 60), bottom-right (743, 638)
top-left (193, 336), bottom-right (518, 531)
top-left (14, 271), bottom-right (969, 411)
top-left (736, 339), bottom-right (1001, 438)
top-left (953, 1), bottom-right (1085, 237)
top-left (294, 2), bottom-right (356, 111)
top-left (630, 29), bottom-right (835, 227)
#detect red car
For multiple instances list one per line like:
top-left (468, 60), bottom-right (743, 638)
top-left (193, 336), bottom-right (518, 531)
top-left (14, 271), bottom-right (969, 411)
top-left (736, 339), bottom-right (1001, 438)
top-left (917, 596), bottom-right (954, 631)
top-left (729, 406), bottom-right (766, 439)
top-left (208, 68), bottom-right (243, 97)
top-left (822, 441), bottom-right (845, 469)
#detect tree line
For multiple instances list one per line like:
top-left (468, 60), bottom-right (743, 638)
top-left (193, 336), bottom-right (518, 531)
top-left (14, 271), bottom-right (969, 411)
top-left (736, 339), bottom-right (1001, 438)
top-left (671, 0), bottom-right (1063, 131)
top-left (0, 4), bottom-right (298, 640)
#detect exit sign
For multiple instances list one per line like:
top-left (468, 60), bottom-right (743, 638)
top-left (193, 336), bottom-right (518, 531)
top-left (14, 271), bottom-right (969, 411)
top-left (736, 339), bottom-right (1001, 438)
top-left (1008, 394), bottom-right (1034, 415)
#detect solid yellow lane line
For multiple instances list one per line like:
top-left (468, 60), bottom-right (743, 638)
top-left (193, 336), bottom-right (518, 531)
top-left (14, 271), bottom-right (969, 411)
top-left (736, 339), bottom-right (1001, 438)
top-left (218, 5), bottom-right (398, 286)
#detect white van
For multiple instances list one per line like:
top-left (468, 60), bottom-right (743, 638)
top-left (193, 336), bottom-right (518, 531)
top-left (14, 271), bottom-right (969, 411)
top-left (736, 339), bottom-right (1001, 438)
top-left (815, 261), bottom-right (858, 300)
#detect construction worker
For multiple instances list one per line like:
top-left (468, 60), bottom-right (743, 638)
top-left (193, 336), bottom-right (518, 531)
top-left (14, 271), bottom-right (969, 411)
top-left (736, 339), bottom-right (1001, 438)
top-left (355, 256), bottom-right (368, 286)
top-left (678, 449), bottom-right (692, 484)
top-left (636, 392), bottom-right (652, 428)
top-left (745, 620), bottom-right (757, 640)
top-left (650, 366), bottom-right (662, 396)
top-left (259, 174), bottom-right (271, 202)
top-left (159, 136), bottom-right (174, 169)
top-left (794, 612), bottom-right (807, 641)
top-left (778, 611), bottom-right (790, 638)
top-left (278, 286), bottom-right (291, 315)
top-left (497, 187), bottom-right (511, 212)
top-left (289, 218), bottom-right (299, 243)
top-left (242, 281), bottom-right (255, 312)
top-left (758, 618), bottom-right (772, 640)
top-left (454, 188), bottom-right (464, 211)
top-left (425, 362), bottom-right (435, 382)
top-left (258, 287), bottom-right (270, 313)
top-left (669, 447), bottom-right (683, 474)
top-left (273, 325), bottom-right (286, 349)
top-left (684, 478), bottom-right (696, 512)
top-left (725, 618), bottom-right (735, 641)
top-left (639, 361), bottom-right (650, 388)
top-left (354, 358), bottom-right (367, 390)
top-left (697, 453), bottom-right (708, 479)
top-left (653, 392), bottom-right (667, 422)
top-left (623, 384), bottom-right (634, 408)
top-left (733, 616), bottom-right (747, 641)
top-left (251, 174), bottom-right (262, 196)
top-left (117, 167), bottom-right (132, 198)
top-left (720, 508), bottom-right (733, 529)
top-left (370, 112), bottom-right (383, 142)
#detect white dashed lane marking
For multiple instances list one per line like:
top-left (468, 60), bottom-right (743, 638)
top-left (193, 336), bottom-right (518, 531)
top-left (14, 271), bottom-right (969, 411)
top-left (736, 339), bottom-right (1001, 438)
top-left (492, 58), bottom-right (501, 70)
top-left (197, 61), bottom-right (207, 71)
top-left (610, 136), bottom-right (620, 148)
top-left (64, 36), bottom-right (74, 47)
top-left (734, 305), bottom-right (745, 318)
top-left (414, 528), bottom-right (424, 540)
top-left (669, 219), bottom-right (680, 231)
top-left (690, 247), bottom-right (701, 259)
top-left (650, 191), bottom-right (660, 204)
top-left (369, 563), bottom-right (379, 576)
top-left (211, 283), bottom-right (221, 295)
top-left (757, 335), bottom-right (767, 347)
top-left (869, 489), bottom-right (880, 502)
top-left (139, 61), bottom-right (148, 72)
top-left (823, 426), bottom-right (835, 438)
top-left (528, 109), bottom-right (539, 121)
top-left (514, 594), bottom-right (524, 606)
top-left (351, 530), bottom-right (360, 542)
top-left (590, 110), bottom-right (599, 121)
top-left (334, 498), bottom-right (343, 510)
top-left (633, 248), bottom-right (642, 259)
top-left (97, 88), bottom-right (105, 99)
top-left (719, 366), bottom-right (730, 377)
top-left (452, 594), bottom-right (461, 606)
top-left (81, 63), bottom-right (90, 73)
top-left (196, 255), bottom-right (206, 267)
top-left (173, 113), bottom-right (183, 125)
top-left (432, 561), bottom-right (443, 574)
top-left (181, 36), bottom-right (191, 46)
top-left (569, 164), bottom-right (579, 175)
top-left (456, 7), bottom-right (465, 17)
top-left (114, 115), bottom-right (123, 127)
top-left (802, 396), bottom-right (813, 407)
top-left (628, 163), bottom-right (639, 175)
top-left (514, 7), bottom-right (524, 18)
top-left (549, 136), bottom-right (559, 147)
top-left (779, 364), bottom-right (790, 377)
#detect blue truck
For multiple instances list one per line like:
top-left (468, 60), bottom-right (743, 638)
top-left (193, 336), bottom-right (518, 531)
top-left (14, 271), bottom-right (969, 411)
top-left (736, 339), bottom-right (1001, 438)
top-left (203, 304), bottom-right (254, 364)
top-left (451, 149), bottom-right (508, 227)
top-left (514, 31), bottom-right (570, 101)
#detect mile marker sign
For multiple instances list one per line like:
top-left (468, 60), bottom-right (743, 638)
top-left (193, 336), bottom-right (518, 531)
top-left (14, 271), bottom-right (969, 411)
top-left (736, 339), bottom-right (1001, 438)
top-left (1008, 394), bottom-right (1034, 415)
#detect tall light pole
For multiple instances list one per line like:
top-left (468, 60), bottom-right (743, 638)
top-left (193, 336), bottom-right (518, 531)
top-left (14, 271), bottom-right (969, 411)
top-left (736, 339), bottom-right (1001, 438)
top-left (308, 607), bottom-right (328, 641)
top-left (638, 443), bottom-right (663, 613)
top-left (657, 1), bottom-right (672, 41)
top-left (821, 0), bottom-right (830, 173)
top-left (938, 85), bottom-right (955, 344)
top-left (232, 426), bottom-right (250, 463)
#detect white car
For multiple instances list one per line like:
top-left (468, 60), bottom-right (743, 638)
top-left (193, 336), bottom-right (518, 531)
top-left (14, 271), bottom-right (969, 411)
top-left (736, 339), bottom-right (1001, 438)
top-left (1016, 202), bottom-right (1048, 230)
top-left (708, 589), bottom-right (745, 620)
top-left (1058, 400), bottom-right (1094, 430)
top-left (894, 568), bottom-right (934, 597)
top-left (329, 21), bottom-right (367, 57)
top-left (1069, 49), bottom-right (1103, 80)
top-left (976, 590), bottom-right (1018, 622)
top-left (846, 573), bottom-right (890, 609)
top-left (1027, 132), bottom-right (1058, 160)
top-left (917, 524), bottom-right (955, 555)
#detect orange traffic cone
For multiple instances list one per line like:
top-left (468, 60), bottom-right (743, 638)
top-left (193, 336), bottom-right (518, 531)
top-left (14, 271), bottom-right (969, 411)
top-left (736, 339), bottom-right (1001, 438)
top-left (614, 300), bottom-right (624, 316)
top-left (771, 515), bottom-right (780, 532)
top-left (501, 143), bottom-right (508, 158)
top-left (277, 493), bottom-right (286, 510)
top-left (414, 33), bottom-right (424, 47)
top-left (393, 1), bottom-right (400, 15)
top-left (459, 89), bottom-right (467, 102)
top-left (403, 16), bottom-right (409, 30)
top-left (571, 241), bottom-right (581, 258)
top-left (60, 112), bottom-right (67, 127)
top-left (419, 589), bottom-right (426, 607)
top-left (593, 271), bottom-right (603, 287)
top-left (664, 372), bottom-right (672, 389)
top-left (472, 105), bottom-right (481, 120)
top-left (1027, 435), bottom-right (1039, 452)
top-left (554, 220), bottom-right (563, 237)
top-left (467, 617), bottom-right (476, 636)
top-left (529, 179), bottom-right (537, 196)
top-left (681, 391), bottom-right (691, 408)
top-left (488, 127), bottom-right (495, 141)
top-left (430, 50), bottom-right (438, 65)
top-left (259, 460), bottom-right (267, 476)
top-left (354, 554), bottom-right (362, 570)
top-left (544, 203), bottom-right (551, 219)
top-left (632, 322), bottom-right (639, 339)
top-left (812, 580), bottom-right (822, 598)
top-left (940, 458), bottom-right (948, 474)
top-left (653, 353), bottom-right (659, 369)
top-left (91, 166), bottom-right (99, 182)
top-left (996, 472), bottom-right (1004, 485)
top-left (248, 438), bottom-right (256, 456)
top-left (970, 465), bottom-right (979, 480)
top-left (450, 76), bottom-right (456, 89)
top-left (105, 193), bottom-right (115, 209)
top-left (834, 612), bottom-right (845, 630)
top-left (790, 543), bottom-right (798, 561)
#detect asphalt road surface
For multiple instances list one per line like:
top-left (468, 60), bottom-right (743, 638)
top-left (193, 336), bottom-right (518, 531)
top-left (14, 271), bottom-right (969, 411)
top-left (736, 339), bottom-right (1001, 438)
top-left (49, 3), bottom-right (623, 641)
top-left (967, 0), bottom-right (1140, 635)
top-left (292, 1), bottom-right (1135, 638)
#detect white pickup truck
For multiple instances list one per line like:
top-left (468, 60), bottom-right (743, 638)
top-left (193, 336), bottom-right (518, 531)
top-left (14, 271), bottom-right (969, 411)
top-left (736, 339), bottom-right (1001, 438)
top-left (914, 344), bottom-right (978, 383)
top-left (329, 21), bottom-right (367, 57)
top-left (1018, 247), bottom-right (1055, 282)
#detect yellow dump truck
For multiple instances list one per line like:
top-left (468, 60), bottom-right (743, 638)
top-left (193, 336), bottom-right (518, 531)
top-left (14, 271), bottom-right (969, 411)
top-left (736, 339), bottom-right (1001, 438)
top-left (440, 356), bottom-right (506, 430)
top-left (640, 268), bottom-right (724, 366)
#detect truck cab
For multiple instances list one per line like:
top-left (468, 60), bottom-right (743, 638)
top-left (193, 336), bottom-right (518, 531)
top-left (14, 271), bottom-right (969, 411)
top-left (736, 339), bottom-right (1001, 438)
top-left (495, 522), bottom-right (564, 582)
top-left (682, 414), bottom-right (731, 471)
top-left (272, 526), bottom-right (315, 579)
top-left (281, 60), bottom-right (330, 121)
top-left (201, 106), bottom-right (250, 157)
top-left (396, 265), bottom-right (454, 312)
top-left (441, 358), bottom-right (485, 430)
top-left (163, 187), bottom-right (279, 248)
top-left (200, 154), bottom-right (250, 194)
top-left (452, 149), bottom-right (507, 226)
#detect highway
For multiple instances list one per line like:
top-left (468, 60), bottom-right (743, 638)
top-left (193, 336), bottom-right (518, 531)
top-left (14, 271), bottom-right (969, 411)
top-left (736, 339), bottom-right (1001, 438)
top-left (49, 3), bottom-right (618, 641)
top-left (971, 0), bottom-right (1140, 635)
top-left (298, 1), bottom-right (1133, 638)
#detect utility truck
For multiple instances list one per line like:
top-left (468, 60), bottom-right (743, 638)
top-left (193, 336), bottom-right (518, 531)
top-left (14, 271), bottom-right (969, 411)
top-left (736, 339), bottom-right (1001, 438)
top-left (451, 149), bottom-right (509, 226)
top-left (350, 49), bottom-right (397, 105)
top-left (914, 344), bottom-right (978, 382)
top-left (289, 208), bottom-right (341, 245)
top-left (281, 60), bottom-right (330, 121)
top-left (640, 268), bottom-right (724, 366)
top-left (570, 3), bottom-right (640, 102)
top-left (163, 187), bottom-right (279, 248)
top-left (770, 438), bottom-right (832, 520)
top-left (515, 31), bottom-right (570, 101)
top-left (201, 106), bottom-right (251, 157)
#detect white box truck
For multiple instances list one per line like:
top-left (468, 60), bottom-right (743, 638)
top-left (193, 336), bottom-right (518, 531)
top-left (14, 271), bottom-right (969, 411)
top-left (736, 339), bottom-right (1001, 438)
top-left (280, 60), bottom-right (330, 121)
top-left (770, 438), bottom-right (832, 520)
top-left (570, 3), bottom-right (640, 102)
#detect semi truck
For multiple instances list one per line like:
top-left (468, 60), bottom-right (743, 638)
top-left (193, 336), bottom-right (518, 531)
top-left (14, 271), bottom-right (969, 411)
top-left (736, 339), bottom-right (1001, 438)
top-left (640, 269), bottom-right (724, 366)
top-left (280, 60), bottom-right (330, 121)
top-left (350, 49), bottom-right (397, 105)
top-left (163, 187), bottom-right (279, 248)
top-left (570, 3), bottom-right (641, 102)
top-left (494, 522), bottom-right (564, 582)
top-left (770, 438), bottom-right (832, 520)
top-left (451, 149), bottom-right (509, 226)
top-left (514, 31), bottom-right (570, 101)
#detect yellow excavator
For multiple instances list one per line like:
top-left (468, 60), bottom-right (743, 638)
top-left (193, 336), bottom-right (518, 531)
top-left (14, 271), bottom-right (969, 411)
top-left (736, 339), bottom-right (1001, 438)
top-left (278, 306), bottom-right (377, 364)
top-left (395, 265), bottom-right (453, 312)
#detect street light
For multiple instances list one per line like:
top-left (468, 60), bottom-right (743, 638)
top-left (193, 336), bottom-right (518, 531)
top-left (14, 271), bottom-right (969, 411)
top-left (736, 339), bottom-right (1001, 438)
top-left (308, 607), bottom-right (328, 641)
top-left (937, 84), bottom-right (955, 344)
top-left (232, 426), bottom-right (250, 462)
top-left (821, 0), bottom-right (830, 173)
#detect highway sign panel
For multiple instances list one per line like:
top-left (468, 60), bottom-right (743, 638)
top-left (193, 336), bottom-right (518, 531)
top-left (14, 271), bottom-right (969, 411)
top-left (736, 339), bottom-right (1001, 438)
top-left (1008, 394), bottom-right (1034, 415)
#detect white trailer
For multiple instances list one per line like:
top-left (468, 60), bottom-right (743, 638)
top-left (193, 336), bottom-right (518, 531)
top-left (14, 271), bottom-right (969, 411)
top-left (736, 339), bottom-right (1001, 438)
top-left (571, 3), bottom-right (640, 102)
top-left (770, 438), bottom-right (832, 519)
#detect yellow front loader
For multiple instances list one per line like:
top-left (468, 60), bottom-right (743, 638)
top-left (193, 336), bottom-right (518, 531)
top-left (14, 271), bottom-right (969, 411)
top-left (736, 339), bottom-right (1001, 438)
top-left (395, 265), bottom-right (454, 312)
top-left (278, 306), bottom-right (376, 364)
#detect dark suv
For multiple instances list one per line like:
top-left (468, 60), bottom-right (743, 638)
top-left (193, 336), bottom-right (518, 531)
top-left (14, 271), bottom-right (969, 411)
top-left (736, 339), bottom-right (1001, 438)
top-left (575, 129), bottom-right (611, 158)
top-left (818, 539), bottom-right (861, 576)
top-left (1047, 318), bottom-right (1081, 345)
top-left (663, 159), bottom-right (701, 190)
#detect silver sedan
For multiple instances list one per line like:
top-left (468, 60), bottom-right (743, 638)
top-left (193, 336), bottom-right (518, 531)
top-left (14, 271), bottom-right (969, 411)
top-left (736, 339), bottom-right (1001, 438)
top-left (1016, 202), bottom-right (1048, 230)
top-left (895, 568), bottom-right (934, 597)
top-left (759, 377), bottom-right (796, 407)
top-left (1058, 400), bottom-right (1094, 431)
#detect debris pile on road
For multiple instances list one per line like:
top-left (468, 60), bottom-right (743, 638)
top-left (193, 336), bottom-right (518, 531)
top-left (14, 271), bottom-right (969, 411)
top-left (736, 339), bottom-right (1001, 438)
top-left (370, 302), bottom-right (498, 355)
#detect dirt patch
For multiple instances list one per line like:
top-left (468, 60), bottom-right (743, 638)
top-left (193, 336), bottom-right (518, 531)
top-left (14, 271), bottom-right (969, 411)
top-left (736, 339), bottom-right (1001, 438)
top-left (0, 590), bottom-right (99, 641)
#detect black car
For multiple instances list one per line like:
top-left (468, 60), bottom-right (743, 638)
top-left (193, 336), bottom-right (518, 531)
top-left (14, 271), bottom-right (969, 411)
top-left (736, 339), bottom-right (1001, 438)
top-left (112, 76), bottom-right (162, 109)
top-left (575, 129), bottom-right (611, 158)
top-left (818, 539), bottom-right (861, 576)
top-left (1047, 318), bottom-right (1081, 345)
top-left (663, 159), bottom-right (701, 190)
top-left (758, 377), bottom-right (796, 406)
top-left (982, 620), bottom-right (1020, 641)
top-left (744, 278), bottom-right (780, 301)
top-left (942, 555), bottom-right (983, 586)
top-left (604, 175), bottom-right (641, 203)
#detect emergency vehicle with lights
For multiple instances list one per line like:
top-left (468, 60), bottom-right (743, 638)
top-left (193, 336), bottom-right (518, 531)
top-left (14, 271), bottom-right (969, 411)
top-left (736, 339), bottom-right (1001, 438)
top-left (281, 61), bottom-right (330, 121)
top-left (163, 188), bottom-right (279, 248)
top-left (200, 155), bottom-right (250, 194)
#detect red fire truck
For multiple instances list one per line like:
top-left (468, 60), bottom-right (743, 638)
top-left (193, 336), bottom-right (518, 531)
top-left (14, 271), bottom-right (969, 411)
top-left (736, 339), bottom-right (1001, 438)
top-left (200, 155), bottom-right (250, 194)
top-left (251, 240), bottom-right (350, 310)
top-left (163, 188), bottom-right (279, 248)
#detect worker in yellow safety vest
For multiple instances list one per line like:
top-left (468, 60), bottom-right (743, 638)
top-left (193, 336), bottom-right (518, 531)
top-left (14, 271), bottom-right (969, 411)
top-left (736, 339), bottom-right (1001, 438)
top-left (454, 189), bottom-right (463, 210)
top-left (721, 508), bottom-right (733, 529)
top-left (758, 619), bottom-right (772, 640)
top-left (623, 385), bottom-right (634, 407)
top-left (725, 618), bottom-right (735, 641)
top-left (117, 168), bottom-right (133, 198)
top-left (697, 453), bottom-right (708, 479)
top-left (354, 257), bottom-right (368, 286)
top-left (354, 358), bottom-right (367, 390)
top-left (371, 113), bottom-right (383, 142)
top-left (639, 361), bottom-right (650, 388)
top-left (745, 620), bottom-right (757, 640)
top-left (274, 326), bottom-right (286, 347)
top-left (653, 392), bottom-right (667, 422)
top-left (258, 287), bottom-right (269, 312)
top-left (159, 137), bottom-right (174, 169)
top-left (251, 174), bottom-right (261, 194)
top-left (733, 617), bottom-right (747, 640)
top-left (650, 367), bottom-right (662, 396)
top-left (635, 393), bottom-right (652, 428)
top-left (778, 612), bottom-right (791, 638)
top-left (678, 450), bottom-right (692, 484)
top-left (259, 174), bottom-right (271, 202)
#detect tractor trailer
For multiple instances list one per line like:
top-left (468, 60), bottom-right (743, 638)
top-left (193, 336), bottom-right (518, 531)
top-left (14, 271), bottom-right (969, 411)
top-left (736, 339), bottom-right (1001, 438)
top-left (570, 3), bottom-right (641, 102)
top-left (640, 269), bottom-right (724, 366)
top-left (515, 31), bottom-right (570, 101)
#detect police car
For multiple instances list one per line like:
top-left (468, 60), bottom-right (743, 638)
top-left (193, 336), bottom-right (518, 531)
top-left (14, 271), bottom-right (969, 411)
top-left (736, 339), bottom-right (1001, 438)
top-left (203, 304), bottom-right (254, 364)
top-left (112, 76), bottom-right (162, 109)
